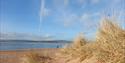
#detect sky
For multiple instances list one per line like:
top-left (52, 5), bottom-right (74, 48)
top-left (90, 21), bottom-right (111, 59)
top-left (0, 0), bottom-right (125, 40)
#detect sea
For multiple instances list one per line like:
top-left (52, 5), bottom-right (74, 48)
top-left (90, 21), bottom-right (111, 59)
top-left (0, 41), bottom-right (69, 50)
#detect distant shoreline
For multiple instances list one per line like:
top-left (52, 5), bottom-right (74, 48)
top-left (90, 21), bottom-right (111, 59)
top-left (0, 40), bottom-right (71, 43)
top-left (0, 40), bottom-right (70, 50)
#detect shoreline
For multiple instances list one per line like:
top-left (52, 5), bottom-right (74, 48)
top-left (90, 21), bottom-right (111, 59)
top-left (0, 48), bottom-right (59, 51)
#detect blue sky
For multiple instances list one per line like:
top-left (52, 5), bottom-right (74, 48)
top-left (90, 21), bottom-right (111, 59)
top-left (0, 0), bottom-right (125, 40)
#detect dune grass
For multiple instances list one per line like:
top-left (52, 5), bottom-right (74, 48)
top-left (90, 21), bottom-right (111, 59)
top-left (21, 51), bottom-right (53, 63)
top-left (56, 18), bottom-right (125, 63)
top-left (21, 18), bottom-right (125, 63)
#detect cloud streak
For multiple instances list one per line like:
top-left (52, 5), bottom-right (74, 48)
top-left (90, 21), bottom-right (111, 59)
top-left (39, 0), bottom-right (50, 33)
top-left (39, 0), bottom-right (44, 33)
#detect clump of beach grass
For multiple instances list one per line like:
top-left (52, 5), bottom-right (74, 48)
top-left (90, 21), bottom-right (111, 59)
top-left (21, 51), bottom-right (53, 63)
top-left (95, 19), bottom-right (125, 63)
top-left (21, 52), bottom-right (40, 63)
top-left (55, 34), bottom-right (93, 63)
top-left (56, 18), bottom-right (125, 63)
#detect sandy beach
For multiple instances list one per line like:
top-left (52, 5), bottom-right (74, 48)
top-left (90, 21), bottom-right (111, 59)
top-left (0, 48), bottom-right (60, 63)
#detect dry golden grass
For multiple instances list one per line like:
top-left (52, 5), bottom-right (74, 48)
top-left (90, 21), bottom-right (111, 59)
top-left (21, 50), bottom-right (55, 63)
top-left (21, 52), bottom-right (40, 63)
top-left (21, 18), bottom-right (125, 63)
top-left (95, 19), bottom-right (125, 63)
top-left (56, 18), bottom-right (125, 63)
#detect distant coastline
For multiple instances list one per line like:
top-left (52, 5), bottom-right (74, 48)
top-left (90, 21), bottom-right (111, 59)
top-left (0, 39), bottom-right (71, 43)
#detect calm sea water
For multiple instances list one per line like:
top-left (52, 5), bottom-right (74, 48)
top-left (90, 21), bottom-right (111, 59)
top-left (0, 42), bottom-right (68, 50)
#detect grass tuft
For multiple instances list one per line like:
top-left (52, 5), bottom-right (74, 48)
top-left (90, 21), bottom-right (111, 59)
top-left (56, 18), bottom-right (125, 63)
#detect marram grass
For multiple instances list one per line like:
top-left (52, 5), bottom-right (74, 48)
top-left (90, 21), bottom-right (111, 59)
top-left (22, 19), bottom-right (125, 63)
top-left (56, 19), bottom-right (125, 63)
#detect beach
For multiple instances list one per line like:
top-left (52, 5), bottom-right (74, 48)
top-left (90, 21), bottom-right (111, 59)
top-left (0, 48), bottom-right (60, 63)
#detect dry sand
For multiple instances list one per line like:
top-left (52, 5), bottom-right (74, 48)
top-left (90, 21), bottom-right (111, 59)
top-left (0, 48), bottom-right (60, 63)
